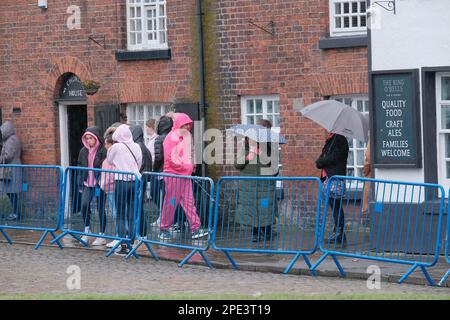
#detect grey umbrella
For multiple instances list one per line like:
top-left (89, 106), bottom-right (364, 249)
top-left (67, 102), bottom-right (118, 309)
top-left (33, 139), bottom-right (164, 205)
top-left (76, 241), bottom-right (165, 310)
top-left (226, 124), bottom-right (286, 144)
top-left (298, 100), bottom-right (369, 142)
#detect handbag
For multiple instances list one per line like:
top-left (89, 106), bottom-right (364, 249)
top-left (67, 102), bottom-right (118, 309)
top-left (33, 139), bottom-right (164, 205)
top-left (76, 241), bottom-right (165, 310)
top-left (322, 176), bottom-right (346, 199)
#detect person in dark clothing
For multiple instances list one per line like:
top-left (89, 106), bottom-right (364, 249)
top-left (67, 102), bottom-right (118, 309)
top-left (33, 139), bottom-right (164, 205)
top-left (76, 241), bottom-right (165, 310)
top-left (130, 125), bottom-right (153, 238)
top-left (150, 116), bottom-right (174, 227)
top-left (77, 126), bottom-right (108, 245)
top-left (316, 133), bottom-right (349, 244)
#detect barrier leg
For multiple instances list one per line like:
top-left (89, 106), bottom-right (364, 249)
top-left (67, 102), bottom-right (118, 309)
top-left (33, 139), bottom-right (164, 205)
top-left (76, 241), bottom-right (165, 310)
top-left (311, 252), bottom-right (329, 272)
top-left (0, 228), bottom-right (12, 245)
top-left (439, 269), bottom-right (450, 286)
top-left (144, 242), bottom-right (160, 261)
top-left (399, 264), bottom-right (418, 284)
top-left (50, 231), bottom-right (67, 245)
top-left (126, 240), bottom-right (143, 260)
top-left (302, 254), bottom-right (318, 277)
top-left (35, 231), bottom-right (49, 250)
top-left (198, 251), bottom-right (213, 269)
top-left (126, 241), bottom-right (140, 260)
top-left (178, 249), bottom-right (204, 268)
top-left (106, 240), bottom-right (122, 257)
top-left (283, 253), bottom-right (301, 274)
top-left (50, 232), bottom-right (64, 250)
top-left (223, 251), bottom-right (239, 270)
top-left (331, 254), bottom-right (346, 277)
top-left (420, 266), bottom-right (436, 287)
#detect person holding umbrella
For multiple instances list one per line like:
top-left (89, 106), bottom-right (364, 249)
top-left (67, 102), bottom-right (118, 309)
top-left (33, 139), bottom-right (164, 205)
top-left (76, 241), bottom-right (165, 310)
top-left (315, 132), bottom-right (349, 244)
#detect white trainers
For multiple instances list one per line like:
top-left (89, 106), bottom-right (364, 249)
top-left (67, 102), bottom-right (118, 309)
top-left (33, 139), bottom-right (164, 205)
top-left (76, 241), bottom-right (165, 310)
top-left (92, 237), bottom-right (107, 246)
top-left (106, 239), bottom-right (120, 248)
top-left (81, 235), bottom-right (91, 244)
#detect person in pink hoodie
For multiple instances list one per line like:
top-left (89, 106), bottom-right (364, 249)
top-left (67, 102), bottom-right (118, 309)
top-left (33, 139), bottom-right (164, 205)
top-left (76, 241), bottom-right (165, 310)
top-left (159, 113), bottom-right (208, 240)
top-left (77, 127), bottom-right (107, 246)
top-left (106, 124), bottom-right (143, 256)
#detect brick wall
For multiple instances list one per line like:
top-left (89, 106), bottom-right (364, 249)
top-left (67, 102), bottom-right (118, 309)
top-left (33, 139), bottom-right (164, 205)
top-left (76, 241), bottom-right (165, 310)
top-left (0, 0), bottom-right (197, 165)
top-left (213, 0), bottom-right (368, 178)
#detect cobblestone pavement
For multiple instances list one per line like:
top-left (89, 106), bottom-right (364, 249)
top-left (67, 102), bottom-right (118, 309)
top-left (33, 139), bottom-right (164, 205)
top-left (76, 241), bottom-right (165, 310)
top-left (0, 243), bottom-right (449, 297)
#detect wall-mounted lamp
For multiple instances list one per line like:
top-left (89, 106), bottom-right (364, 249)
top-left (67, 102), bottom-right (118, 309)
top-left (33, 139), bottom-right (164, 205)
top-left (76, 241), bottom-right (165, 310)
top-left (369, 1), bottom-right (396, 15)
top-left (38, 0), bottom-right (48, 10)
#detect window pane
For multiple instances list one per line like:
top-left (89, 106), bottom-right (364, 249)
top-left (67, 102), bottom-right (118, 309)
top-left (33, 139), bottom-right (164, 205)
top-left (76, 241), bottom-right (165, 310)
top-left (352, 2), bottom-right (358, 13)
top-left (356, 167), bottom-right (363, 178)
top-left (441, 105), bottom-right (450, 129)
top-left (247, 100), bottom-right (254, 114)
top-left (356, 150), bottom-right (365, 165)
top-left (256, 99), bottom-right (263, 113)
top-left (347, 151), bottom-right (354, 165)
top-left (335, 17), bottom-right (341, 28)
top-left (357, 100), bottom-right (363, 112)
top-left (445, 134), bottom-right (450, 158)
top-left (352, 16), bottom-right (358, 27)
top-left (274, 115), bottom-right (280, 127)
top-left (343, 17), bottom-right (350, 28)
top-left (267, 101), bottom-right (273, 113)
top-left (347, 168), bottom-right (355, 176)
top-left (247, 116), bottom-right (254, 124)
top-left (130, 33), bottom-right (136, 45)
top-left (360, 1), bottom-right (366, 12)
top-left (335, 3), bottom-right (341, 14)
top-left (360, 15), bottom-right (366, 27)
top-left (136, 20), bottom-right (142, 31)
top-left (347, 137), bottom-right (354, 148)
top-left (446, 162), bottom-right (450, 179)
top-left (442, 77), bottom-right (450, 100)
top-left (137, 33), bottom-right (142, 44)
top-left (343, 2), bottom-right (350, 13)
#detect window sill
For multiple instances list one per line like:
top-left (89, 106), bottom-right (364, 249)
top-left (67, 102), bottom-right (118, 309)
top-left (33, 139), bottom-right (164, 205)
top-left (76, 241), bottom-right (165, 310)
top-left (319, 35), bottom-right (368, 50)
top-left (115, 48), bottom-right (171, 61)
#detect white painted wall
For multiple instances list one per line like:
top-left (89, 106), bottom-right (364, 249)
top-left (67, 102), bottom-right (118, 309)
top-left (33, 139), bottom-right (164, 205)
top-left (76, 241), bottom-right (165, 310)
top-left (370, 0), bottom-right (450, 184)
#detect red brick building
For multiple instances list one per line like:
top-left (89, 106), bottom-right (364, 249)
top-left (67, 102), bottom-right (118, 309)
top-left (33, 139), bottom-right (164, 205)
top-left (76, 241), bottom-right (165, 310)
top-left (0, 0), bottom-right (368, 179)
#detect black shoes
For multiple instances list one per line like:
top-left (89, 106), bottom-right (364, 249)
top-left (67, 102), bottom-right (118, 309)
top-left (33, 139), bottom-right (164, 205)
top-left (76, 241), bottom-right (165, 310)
top-left (326, 232), bottom-right (347, 244)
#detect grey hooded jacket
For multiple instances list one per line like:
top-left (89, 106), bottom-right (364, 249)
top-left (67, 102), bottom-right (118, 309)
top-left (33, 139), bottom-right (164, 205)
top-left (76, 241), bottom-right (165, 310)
top-left (0, 121), bottom-right (22, 193)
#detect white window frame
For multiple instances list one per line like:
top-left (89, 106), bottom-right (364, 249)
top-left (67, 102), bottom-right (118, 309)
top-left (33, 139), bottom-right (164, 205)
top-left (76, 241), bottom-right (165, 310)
top-left (126, 103), bottom-right (173, 143)
top-left (126, 0), bottom-right (168, 51)
top-left (436, 73), bottom-right (450, 192)
top-left (332, 95), bottom-right (369, 179)
top-left (329, 0), bottom-right (368, 37)
top-left (240, 95), bottom-right (282, 174)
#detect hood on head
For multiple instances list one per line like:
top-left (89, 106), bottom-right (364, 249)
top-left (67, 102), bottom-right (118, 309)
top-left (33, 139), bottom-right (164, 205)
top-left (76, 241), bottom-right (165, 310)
top-left (112, 124), bottom-right (134, 144)
top-left (82, 126), bottom-right (102, 149)
top-left (1, 121), bottom-right (15, 140)
top-left (130, 125), bottom-right (144, 143)
top-left (172, 113), bottom-right (193, 131)
top-left (157, 116), bottom-right (173, 135)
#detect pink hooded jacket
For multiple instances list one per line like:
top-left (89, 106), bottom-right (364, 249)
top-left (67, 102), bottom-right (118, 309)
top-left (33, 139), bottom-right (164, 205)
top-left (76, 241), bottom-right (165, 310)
top-left (107, 124), bottom-right (143, 180)
top-left (81, 131), bottom-right (100, 187)
top-left (163, 113), bottom-right (195, 176)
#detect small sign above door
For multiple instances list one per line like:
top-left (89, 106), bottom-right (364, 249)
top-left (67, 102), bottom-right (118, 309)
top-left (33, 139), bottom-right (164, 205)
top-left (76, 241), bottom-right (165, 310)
top-left (60, 74), bottom-right (86, 101)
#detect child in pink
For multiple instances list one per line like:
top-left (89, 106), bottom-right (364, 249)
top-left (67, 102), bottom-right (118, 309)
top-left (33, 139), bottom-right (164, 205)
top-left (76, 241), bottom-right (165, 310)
top-left (159, 113), bottom-right (208, 240)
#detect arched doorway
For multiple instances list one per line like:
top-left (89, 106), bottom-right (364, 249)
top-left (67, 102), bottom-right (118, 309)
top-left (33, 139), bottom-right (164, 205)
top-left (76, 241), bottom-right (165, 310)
top-left (56, 73), bottom-right (88, 167)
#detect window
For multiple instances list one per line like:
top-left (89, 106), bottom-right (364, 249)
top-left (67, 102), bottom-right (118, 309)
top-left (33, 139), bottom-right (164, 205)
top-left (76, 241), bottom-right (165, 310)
top-left (126, 103), bottom-right (173, 142)
top-left (329, 0), bottom-right (367, 37)
top-left (127, 0), bottom-right (168, 50)
top-left (333, 95), bottom-right (369, 178)
top-left (241, 96), bottom-right (281, 130)
top-left (241, 95), bottom-right (282, 174)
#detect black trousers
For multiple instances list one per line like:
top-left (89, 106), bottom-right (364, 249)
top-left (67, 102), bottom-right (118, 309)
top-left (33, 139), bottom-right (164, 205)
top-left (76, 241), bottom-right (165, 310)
top-left (115, 180), bottom-right (137, 240)
top-left (81, 187), bottom-right (106, 233)
top-left (329, 197), bottom-right (345, 235)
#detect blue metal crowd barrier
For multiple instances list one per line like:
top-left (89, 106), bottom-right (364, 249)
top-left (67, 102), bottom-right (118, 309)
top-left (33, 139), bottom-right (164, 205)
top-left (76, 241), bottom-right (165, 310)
top-left (439, 196), bottom-right (450, 286)
top-left (213, 176), bottom-right (322, 275)
top-left (311, 175), bottom-right (445, 286)
top-left (129, 172), bottom-right (214, 268)
top-left (51, 167), bottom-right (140, 258)
top-left (0, 165), bottom-right (64, 250)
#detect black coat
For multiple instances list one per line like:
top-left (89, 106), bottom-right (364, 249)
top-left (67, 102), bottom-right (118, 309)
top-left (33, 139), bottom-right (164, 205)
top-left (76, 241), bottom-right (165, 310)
top-left (77, 126), bottom-right (107, 186)
top-left (130, 125), bottom-right (153, 173)
top-left (315, 134), bottom-right (349, 179)
top-left (152, 116), bottom-right (173, 172)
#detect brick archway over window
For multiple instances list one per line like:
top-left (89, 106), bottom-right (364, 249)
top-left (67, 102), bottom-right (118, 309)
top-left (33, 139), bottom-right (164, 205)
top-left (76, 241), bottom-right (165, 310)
top-left (119, 82), bottom-right (178, 104)
top-left (314, 72), bottom-right (368, 97)
top-left (44, 56), bottom-right (92, 99)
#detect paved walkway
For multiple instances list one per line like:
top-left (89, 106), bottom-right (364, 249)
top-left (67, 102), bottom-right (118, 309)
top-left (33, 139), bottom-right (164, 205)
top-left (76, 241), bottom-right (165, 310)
top-left (0, 242), bottom-right (449, 297)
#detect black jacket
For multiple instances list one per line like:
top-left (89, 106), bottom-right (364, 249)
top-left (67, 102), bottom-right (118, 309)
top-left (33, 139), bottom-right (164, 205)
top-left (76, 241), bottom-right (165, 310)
top-left (152, 116), bottom-right (173, 172)
top-left (315, 134), bottom-right (349, 179)
top-left (77, 126), bottom-right (107, 186)
top-left (130, 125), bottom-right (153, 173)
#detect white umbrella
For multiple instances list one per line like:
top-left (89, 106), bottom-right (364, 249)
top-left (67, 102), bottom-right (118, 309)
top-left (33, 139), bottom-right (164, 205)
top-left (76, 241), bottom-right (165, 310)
top-left (298, 100), bottom-right (369, 142)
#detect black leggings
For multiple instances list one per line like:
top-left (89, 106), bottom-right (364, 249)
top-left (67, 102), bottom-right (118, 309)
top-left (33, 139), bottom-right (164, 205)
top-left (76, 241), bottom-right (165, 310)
top-left (329, 197), bottom-right (345, 235)
top-left (81, 187), bottom-right (106, 233)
